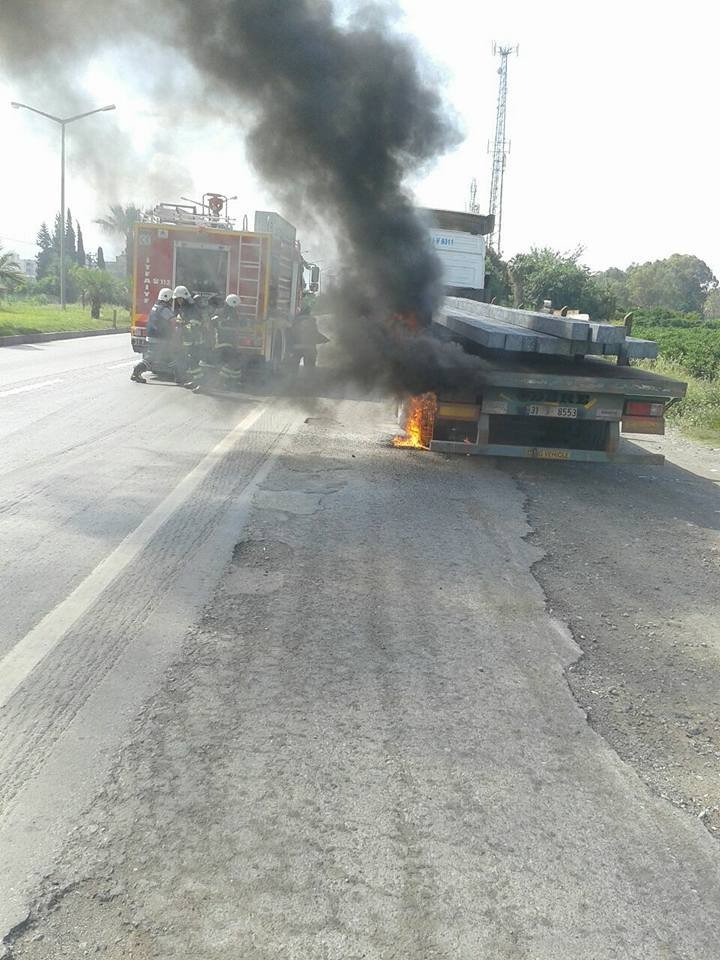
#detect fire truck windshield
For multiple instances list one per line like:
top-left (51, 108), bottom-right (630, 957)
top-left (174, 243), bottom-right (230, 296)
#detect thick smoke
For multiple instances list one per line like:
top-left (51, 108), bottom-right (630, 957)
top-left (0, 4), bottom-right (197, 201)
top-left (169, 0), bottom-right (478, 393)
top-left (174, 1), bottom-right (455, 315)
top-left (1, 0), bottom-right (481, 393)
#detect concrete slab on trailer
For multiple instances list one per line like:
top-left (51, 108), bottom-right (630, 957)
top-left (437, 308), bottom-right (573, 356)
top-left (443, 297), bottom-right (627, 344)
top-left (587, 321), bottom-right (627, 344)
top-left (429, 438), bottom-right (665, 464)
top-left (439, 307), bottom-right (615, 358)
top-left (457, 353), bottom-right (687, 398)
top-left (603, 337), bottom-right (659, 360)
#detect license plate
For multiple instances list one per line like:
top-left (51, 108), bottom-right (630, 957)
top-left (527, 404), bottom-right (578, 419)
top-left (529, 447), bottom-right (570, 460)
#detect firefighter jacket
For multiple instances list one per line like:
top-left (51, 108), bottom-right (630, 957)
top-left (146, 302), bottom-right (175, 340)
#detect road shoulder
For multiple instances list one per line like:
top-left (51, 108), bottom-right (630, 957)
top-left (510, 429), bottom-right (720, 839)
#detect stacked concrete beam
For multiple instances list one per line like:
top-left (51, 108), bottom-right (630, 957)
top-left (437, 298), bottom-right (657, 360)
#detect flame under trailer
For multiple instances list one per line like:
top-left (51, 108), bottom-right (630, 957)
top-left (424, 297), bottom-right (687, 464)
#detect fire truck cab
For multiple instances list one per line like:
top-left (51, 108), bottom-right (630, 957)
top-left (130, 194), bottom-right (311, 371)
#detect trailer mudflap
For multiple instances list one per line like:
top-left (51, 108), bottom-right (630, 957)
top-left (621, 415), bottom-right (665, 435)
top-left (429, 438), bottom-right (664, 464)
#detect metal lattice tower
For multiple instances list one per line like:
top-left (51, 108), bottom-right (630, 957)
top-left (468, 177), bottom-right (480, 215)
top-left (488, 44), bottom-right (517, 256)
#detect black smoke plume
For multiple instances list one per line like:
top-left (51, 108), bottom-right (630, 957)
top-left (170, 0), bottom-right (477, 392)
top-left (1, 0), bottom-right (480, 392)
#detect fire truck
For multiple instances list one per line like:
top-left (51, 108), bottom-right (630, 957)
top-left (130, 193), bottom-right (312, 370)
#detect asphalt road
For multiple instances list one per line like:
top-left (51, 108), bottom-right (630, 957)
top-left (1, 335), bottom-right (719, 958)
top-left (0, 336), bottom-right (300, 934)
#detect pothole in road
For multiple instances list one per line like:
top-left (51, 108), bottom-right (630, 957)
top-left (226, 539), bottom-right (294, 596)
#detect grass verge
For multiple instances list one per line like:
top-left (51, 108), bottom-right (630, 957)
top-left (0, 300), bottom-right (130, 338)
top-left (640, 358), bottom-right (720, 445)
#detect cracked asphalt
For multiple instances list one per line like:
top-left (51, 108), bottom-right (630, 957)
top-left (1, 338), bottom-right (720, 958)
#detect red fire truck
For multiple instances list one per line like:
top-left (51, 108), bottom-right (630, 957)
top-left (130, 194), bottom-right (310, 370)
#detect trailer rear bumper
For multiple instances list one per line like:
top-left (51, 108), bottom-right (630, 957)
top-left (429, 438), bottom-right (664, 464)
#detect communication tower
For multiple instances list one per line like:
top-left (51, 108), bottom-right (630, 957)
top-left (488, 43), bottom-right (518, 256)
top-left (468, 177), bottom-right (480, 215)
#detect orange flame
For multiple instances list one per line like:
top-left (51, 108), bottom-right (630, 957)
top-left (390, 311), bottom-right (420, 333)
top-left (392, 393), bottom-right (437, 449)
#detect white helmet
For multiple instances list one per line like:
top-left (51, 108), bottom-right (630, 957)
top-left (225, 294), bottom-right (240, 308)
top-left (157, 288), bottom-right (173, 303)
top-left (173, 285), bottom-right (191, 301)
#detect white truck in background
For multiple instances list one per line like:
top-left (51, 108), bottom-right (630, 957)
top-left (422, 208), bottom-right (493, 301)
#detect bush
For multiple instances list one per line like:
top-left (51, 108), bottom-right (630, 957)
top-left (643, 359), bottom-right (720, 440)
top-left (630, 307), bottom-right (712, 329)
top-left (632, 313), bottom-right (720, 380)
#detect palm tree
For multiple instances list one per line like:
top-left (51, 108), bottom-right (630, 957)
top-left (0, 247), bottom-right (23, 298)
top-left (94, 204), bottom-right (145, 276)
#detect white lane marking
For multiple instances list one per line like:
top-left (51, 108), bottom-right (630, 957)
top-left (0, 403), bottom-right (277, 709)
top-left (106, 360), bottom-right (136, 369)
top-left (0, 379), bottom-right (63, 398)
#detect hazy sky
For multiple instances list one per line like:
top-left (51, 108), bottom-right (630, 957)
top-left (1, 0), bottom-right (717, 274)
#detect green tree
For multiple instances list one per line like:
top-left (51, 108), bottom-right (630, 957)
top-left (72, 266), bottom-right (120, 318)
top-left (76, 222), bottom-right (86, 266)
top-left (592, 267), bottom-right (628, 316)
top-left (97, 246), bottom-right (106, 270)
top-left (53, 211), bottom-right (64, 253)
top-left (703, 288), bottom-right (720, 319)
top-left (626, 254), bottom-right (717, 314)
top-left (36, 222), bottom-right (54, 279)
top-left (0, 246), bottom-right (23, 297)
top-left (65, 208), bottom-right (76, 261)
top-left (94, 203), bottom-right (144, 276)
top-left (484, 248), bottom-right (512, 305)
top-left (44, 209), bottom-right (79, 299)
top-left (507, 246), bottom-right (614, 319)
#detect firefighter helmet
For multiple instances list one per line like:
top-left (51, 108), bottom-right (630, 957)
top-left (157, 288), bottom-right (173, 303)
top-left (173, 285), bottom-right (191, 301)
top-left (225, 294), bottom-right (240, 308)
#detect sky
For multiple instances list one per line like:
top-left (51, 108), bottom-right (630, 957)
top-left (1, 0), bottom-right (718, 274)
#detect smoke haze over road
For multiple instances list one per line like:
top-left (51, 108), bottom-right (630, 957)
top-left (2, 0), bottom-right (472, 390)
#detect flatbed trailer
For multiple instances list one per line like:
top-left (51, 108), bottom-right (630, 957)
top-left (423, 351), bottom-right (687, 464)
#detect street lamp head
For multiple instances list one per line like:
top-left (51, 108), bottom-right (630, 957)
top-left (101, 104), bottom-right (116, 112)
top-left (11, 102), bottom-right (21, 109)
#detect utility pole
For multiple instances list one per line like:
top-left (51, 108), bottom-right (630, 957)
top-left (11, 101), bottom-right (116, 308)
top-left (487, 44), bottom-right (517, 257)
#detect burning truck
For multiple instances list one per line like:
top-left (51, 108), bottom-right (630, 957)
top-left (393, 209), bottom-right (687, 465)
top-left (130, 193), bottom-right (318, 373)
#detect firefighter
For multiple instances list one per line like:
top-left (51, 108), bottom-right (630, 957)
top-left (173, 285), bottom-right (204, 385)
top-left (194, 294), bottom-right (222, 391)
top-left (290, 304), bottom-right (328, 369)
top-left (131, 288), bottom-right (191, 386)
top-left (216, 294), bottom-right (246, 390)
top-left (187, 294), bottom-right (208, 379)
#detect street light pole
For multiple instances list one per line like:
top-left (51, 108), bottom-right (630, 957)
top-left (11, 101), bottom-right (116, 309)
top-left (60, 122), bottom-right (66, 309)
